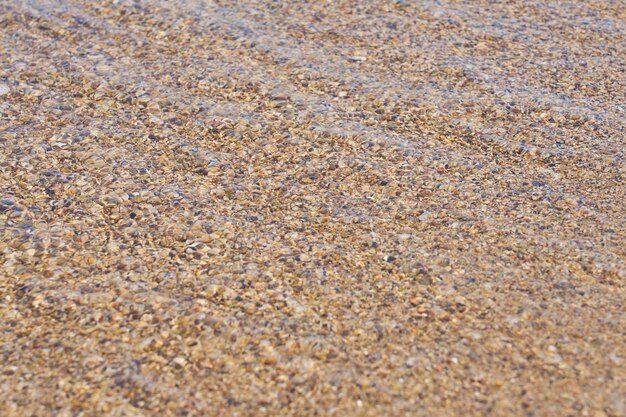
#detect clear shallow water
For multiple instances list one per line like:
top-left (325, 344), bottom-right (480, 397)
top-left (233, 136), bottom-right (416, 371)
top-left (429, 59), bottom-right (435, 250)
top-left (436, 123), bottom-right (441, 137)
top-left (0, 1), bottom-right (625, 416)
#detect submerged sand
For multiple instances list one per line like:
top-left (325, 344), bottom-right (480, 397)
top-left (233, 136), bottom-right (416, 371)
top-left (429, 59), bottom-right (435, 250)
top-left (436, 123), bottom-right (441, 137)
top-left (0, 1), bottom-right (624, 416)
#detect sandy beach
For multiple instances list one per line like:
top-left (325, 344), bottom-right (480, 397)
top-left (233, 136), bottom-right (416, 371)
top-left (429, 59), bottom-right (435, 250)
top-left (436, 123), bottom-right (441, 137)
top-left (0, 1), bottom-right (624, 416)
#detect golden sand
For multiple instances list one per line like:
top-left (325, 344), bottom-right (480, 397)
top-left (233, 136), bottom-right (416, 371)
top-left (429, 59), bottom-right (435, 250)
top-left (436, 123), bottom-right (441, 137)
top-left (0, 1), bottom-right (624, 416)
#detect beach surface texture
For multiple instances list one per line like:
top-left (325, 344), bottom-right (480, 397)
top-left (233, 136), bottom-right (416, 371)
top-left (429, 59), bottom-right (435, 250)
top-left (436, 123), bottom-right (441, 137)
top-left (1, 1), bottom-right (624, 416)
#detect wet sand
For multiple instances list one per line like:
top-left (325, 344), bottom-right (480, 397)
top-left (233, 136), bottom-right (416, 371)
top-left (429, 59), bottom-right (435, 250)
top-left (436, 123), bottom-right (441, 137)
top-left (0, 1), bottom-right (624, 416)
